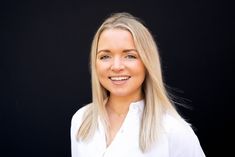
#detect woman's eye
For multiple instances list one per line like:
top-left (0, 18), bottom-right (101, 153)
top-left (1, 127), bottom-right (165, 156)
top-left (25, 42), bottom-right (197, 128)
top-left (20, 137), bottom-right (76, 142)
top-left (125, 55), bottom-right (137, 59)
top-left (100, 55), bottom-right (110, 60)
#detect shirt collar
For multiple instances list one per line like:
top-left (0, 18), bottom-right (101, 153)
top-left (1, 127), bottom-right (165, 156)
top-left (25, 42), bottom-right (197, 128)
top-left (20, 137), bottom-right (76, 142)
top-left (128, 99), bottom-right (144, 114)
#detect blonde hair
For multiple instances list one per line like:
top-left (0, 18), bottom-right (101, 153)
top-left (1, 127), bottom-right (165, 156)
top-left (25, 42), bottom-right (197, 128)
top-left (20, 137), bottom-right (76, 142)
top-left (77, 12), bottom-right (181, 152)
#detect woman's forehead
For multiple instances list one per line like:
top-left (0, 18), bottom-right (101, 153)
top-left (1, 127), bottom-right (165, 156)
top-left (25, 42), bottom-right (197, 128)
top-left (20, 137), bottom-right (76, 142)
top-left (97, 29), bottom-right (136, 52)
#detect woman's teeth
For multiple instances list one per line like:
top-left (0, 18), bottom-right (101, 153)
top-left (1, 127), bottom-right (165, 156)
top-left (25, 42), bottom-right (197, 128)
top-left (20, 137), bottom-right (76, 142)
top-left (109, 76), bottom-right (130, 81)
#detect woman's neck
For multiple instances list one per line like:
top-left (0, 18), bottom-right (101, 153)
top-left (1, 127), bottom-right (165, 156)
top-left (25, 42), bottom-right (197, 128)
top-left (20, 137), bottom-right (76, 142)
top-left (107, 94), bottom-right (143, 115)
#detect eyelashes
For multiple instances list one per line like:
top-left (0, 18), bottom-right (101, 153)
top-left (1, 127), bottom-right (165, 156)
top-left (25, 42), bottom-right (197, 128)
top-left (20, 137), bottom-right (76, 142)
top-left (125, 54), bottom-right (137, 59)
top-left (98, 54), bottom-right (138, 60)
top-left (99, 55), bottom-right (110, 60)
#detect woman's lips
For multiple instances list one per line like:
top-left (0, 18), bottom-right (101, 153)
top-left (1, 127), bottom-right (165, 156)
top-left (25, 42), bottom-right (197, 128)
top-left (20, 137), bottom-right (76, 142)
top-left (108, 76), bottom-right (131, 85)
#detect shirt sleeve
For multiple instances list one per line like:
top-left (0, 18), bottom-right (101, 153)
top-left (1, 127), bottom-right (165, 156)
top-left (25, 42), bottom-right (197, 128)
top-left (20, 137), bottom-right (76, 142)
top-left (70, 106), bottom-right (87, 157)
top-left (167, 121), bottom-right (206, 157)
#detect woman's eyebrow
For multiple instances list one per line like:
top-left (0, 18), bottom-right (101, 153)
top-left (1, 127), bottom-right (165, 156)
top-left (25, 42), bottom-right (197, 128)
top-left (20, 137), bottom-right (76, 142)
top-left (97, 49), bottom-right (138, 54)
top-left (123, 49), bottom-right (138, 53)
top-left (97, 49), bottom-right (111, 54)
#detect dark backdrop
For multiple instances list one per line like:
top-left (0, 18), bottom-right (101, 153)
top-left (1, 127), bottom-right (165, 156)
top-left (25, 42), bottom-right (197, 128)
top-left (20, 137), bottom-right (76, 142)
top-left (1, 0), bottom-right (232, 156)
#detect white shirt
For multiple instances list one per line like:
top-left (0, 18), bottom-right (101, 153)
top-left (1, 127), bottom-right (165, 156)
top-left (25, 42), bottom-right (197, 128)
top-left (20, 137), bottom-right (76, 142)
top-left (71, 100), bottom-right (205, 157)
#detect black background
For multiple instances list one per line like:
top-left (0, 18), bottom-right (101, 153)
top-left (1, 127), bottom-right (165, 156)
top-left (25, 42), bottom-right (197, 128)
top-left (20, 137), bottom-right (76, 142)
top-left (1, 0), bottom-right (233, 156)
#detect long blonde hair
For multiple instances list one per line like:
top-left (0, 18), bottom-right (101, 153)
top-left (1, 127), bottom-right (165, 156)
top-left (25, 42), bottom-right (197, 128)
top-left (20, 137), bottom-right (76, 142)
top-left (77, 12), bottom-right (181, 152)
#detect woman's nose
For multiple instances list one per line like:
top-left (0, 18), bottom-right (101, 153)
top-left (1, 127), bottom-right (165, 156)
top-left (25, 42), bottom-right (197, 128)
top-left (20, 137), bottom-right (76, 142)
top-left (110, 57), bottom-right (124, 71)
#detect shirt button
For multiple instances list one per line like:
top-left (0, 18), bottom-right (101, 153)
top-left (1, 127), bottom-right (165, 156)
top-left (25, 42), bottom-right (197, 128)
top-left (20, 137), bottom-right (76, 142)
top-left (102, 151), bottom-right (106, 157)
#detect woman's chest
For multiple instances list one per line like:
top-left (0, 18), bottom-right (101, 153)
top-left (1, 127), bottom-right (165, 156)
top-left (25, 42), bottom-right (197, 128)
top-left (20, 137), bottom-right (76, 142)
top-left (76, 115), bottom-right (169, 157)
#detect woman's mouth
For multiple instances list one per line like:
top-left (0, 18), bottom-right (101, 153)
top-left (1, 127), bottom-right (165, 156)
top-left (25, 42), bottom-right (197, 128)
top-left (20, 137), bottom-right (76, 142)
top-left (108, 76), bottom-right (131, 84)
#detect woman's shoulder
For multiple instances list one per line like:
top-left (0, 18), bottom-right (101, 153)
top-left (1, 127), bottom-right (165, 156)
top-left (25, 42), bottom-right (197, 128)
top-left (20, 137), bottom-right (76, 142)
top-left (163, 114), bottom-right (193, 134)
top-left (162, 114), bottom-right (205, 156)
top-left (162, 113), bottom-right (198, 141)
top-left (71, 103), bottom-right (91, 126)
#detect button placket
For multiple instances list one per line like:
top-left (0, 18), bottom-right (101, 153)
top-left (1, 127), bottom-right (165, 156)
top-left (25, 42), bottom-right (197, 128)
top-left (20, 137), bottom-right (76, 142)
top-left (102, 100), bottom-right (144, 157)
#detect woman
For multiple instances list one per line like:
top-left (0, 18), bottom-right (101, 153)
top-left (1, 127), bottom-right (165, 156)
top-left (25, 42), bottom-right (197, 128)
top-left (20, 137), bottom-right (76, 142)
top-left (71, 12), bottom-right (205, 157)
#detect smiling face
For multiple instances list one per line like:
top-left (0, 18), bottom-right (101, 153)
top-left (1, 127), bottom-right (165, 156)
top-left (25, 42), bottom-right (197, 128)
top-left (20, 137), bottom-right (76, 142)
top-left (96, 29), bottom-right (146, 100)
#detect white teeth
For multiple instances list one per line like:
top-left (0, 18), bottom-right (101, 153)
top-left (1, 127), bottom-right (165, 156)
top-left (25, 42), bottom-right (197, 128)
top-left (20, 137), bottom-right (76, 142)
top-left (109, 76), bottom-right (130, 81)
